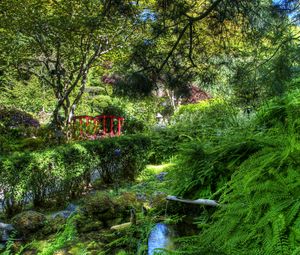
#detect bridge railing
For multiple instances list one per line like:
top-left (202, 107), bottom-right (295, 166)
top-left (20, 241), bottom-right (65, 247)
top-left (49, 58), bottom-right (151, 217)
top-left (70, 115), bottom-right (124, 139)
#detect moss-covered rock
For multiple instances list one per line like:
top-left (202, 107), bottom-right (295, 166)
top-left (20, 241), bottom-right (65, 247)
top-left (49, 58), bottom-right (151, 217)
top-left (12, 211), bottom-right (46, 235)
top-left (42, 215), bottom-right (67, 235)
top-left (80, 191), bottom-right (129, 227)
top-left (77, 218), bottom-right (104, 233)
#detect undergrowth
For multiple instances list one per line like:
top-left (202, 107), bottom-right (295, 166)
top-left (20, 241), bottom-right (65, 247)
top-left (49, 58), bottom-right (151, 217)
top-left (171, 89), bottom-right (300, 254)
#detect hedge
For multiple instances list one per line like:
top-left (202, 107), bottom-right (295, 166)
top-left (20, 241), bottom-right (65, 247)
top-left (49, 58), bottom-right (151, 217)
top-left (0, 134), bottom-right (151, 216)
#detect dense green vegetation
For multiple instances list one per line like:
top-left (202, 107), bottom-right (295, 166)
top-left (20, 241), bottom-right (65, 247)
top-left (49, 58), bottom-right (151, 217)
top-left (0, 0), bottom-right (300, 254)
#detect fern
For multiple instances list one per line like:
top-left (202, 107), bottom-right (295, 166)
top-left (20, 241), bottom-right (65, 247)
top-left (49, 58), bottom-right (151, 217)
top-left (173, 90), bottom-right (300, 254)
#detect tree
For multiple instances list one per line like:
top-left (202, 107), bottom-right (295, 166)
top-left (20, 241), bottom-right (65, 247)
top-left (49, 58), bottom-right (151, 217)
top-left (0, 0), bottom-right (138, 132)
top-left (127, 0), bottom-right (300, 106)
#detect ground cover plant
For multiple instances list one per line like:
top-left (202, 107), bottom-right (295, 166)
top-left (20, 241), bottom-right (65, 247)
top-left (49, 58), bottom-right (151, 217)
top-left (170, 89), bottom-right (300, 255)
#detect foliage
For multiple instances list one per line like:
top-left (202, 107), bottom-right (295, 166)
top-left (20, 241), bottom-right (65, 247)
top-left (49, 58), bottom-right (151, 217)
top-left (0, 0), bottom-right (139, 131)
top-left (172, 89), bottom-right (300, 254)
top-left (114, 72), bottom-right (155, 98)
top-left (105, 215), bottom-right (155, 255)
top-left (171, 98), bottom-right (238, 139)
top-left (39, 217), bottom-right (79, 255)
top-left (0, 77), bottom-right (55, 117)
top-left (101, 104), bottom-right (146, 134)
top-left (0, 134), bottom-right (150, 216)
top-left (147, 128), bottom-right (187, 164)
top-left (0, 107), bottom-right (39, 129)
top-left (168, 127), bottom-right (263, 199)
top-left (147, 99), bottom-right (240, 164)
top-left (0, 107), bottom-right (44, 154)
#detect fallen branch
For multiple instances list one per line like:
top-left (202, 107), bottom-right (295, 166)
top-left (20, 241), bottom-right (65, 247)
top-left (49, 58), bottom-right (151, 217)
top-left (111, 222), bottom-right (132, 230)
top-left (166, 195), bottom-right (219, 207)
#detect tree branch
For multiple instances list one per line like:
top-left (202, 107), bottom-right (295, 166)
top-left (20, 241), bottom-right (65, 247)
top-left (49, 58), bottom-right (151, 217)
top-left (189, 21), bottom-right (197, 67)
top-left (158, 0), bottom-right (224, 72)
top-left (158, 23), bottom-right (189, 73)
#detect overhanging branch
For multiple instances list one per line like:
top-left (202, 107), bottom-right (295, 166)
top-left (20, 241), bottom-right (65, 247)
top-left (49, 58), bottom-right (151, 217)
top-left (158, 0), bottom-right (224, 73)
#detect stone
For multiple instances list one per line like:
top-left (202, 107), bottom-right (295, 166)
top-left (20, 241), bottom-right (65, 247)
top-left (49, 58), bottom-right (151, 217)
top-left (136, 193), bottom-right (147, 202)
top-left (66, 203), bottom-right (78, 212)
top-left (42, 215), bottom-right (66, 235)
top-left (78, 220), bottom-right (104, 233)
top-left (50, 203), bottom-right (79, 219)
top-left (51, 210), bottom-right (73, 219)
top-left (90, 169), bottom-right (101, 183)
top-left (106, 217), bottom-right (123, 228)
top-left (0, 222), bottom-right (15, 241)
top-left (155, 172), bottom-right (168, 182)
top-left (12, 211), bottom-right (46, 235)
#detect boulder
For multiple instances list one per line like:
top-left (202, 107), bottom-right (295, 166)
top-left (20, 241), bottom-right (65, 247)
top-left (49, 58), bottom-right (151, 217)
top-left (12, 211), bottom-right (46, 235)
top-left (0, 222), bottom-right (15, 241)
top-left (155, 172), bottom-right (168, 182)
top-left (50, 203), bottom-right (79, 219)
top-left (51, 210), bottom-right (73, 219)
top-left (80, 191), bottom-right (130, 228)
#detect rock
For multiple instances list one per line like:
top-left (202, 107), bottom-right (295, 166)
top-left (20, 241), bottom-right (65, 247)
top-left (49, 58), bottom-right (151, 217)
top-left (12, 211), bottom-right (46, 235)
top-left (82, 192), bottom-right (118, 219)
top-left (155, 172), bottom-right (168, 181)
top-left (110, 222), bottom-right (132, 231)
top-left (42, 215), bottom-right (66, 235)
top-left (136, 193), bottom-right (147, 202)
top-left (50, 203), bottom-right (79, 219)
top-left (66, 203), bottom-right (78, 212)
top-left (21, 249), bottom-right (38, 255)
top-left (77, 220), bottom-right (104, 233)
top-left (79, 191), bottom-right (132, 228)
top-left (106, 218), bottom-right (123, 227)
top-left (90, 169), bottom-right (101, 183)
top-left (51, 210), bottom-right (73, 219)
top-left (0, 222), bottom-right (15, 241)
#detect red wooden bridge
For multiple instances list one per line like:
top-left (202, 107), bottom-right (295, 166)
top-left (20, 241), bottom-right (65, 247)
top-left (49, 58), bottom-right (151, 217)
top-left (71, 115), bottom-right (124, 139)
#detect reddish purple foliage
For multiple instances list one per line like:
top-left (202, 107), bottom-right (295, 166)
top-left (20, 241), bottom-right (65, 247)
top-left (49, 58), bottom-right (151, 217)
top-left (182, 86), bottom-right (212, 104)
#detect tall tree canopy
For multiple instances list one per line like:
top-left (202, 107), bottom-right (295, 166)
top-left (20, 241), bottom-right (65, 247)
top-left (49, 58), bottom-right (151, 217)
top-left (128, 0), bottom-right (299, 104)
top-left (0, 0), bottom-right (138, 131)
top-left (0, 0), bottom-right (299, 131)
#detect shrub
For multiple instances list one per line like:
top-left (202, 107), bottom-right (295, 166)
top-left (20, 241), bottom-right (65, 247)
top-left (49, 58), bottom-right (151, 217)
top-left (0, 106), bottom-right (40, 129)
top-left (171, 98), bottom-right (238, 139)
top-left (0, 134), bottom-right (150, 216)
top-left (0, 107), bottom-right (43, 154)
top-left (147, 99), bottom-right (240, 164)
top-left (147, 128), bottom-right (190, 164)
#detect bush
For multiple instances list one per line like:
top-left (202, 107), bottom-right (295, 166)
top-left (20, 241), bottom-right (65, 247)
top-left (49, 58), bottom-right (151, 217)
top-left (0, 134), bottom-right (151, 216)
top-left (0, 106), bottom-right (39, 129)
top-left (171, 98), bottom-right (238, 139)
top-left (147, 99), bottom-right (240, 164)
top-left (147, 128), bottom-right (190, 164)
top-left (0, 107), bottom-right (42, 154)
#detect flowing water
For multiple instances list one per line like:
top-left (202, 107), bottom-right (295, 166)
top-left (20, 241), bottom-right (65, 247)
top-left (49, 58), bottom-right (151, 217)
top-left (148, 223), bottom-right (174, 255)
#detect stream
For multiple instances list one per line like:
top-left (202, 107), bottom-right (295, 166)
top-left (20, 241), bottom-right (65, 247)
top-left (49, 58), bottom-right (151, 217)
top-left (148, 223), bottom-right (174, 255)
